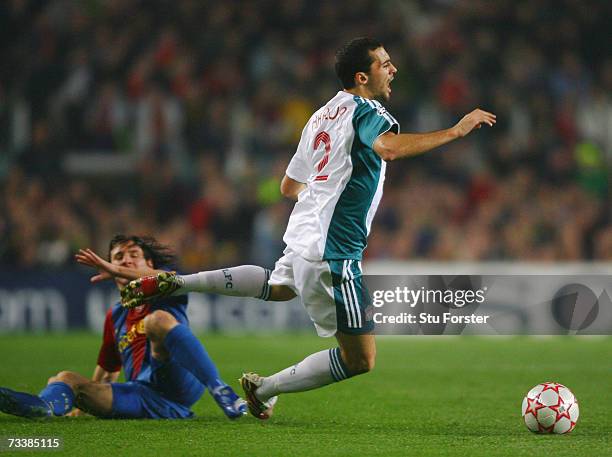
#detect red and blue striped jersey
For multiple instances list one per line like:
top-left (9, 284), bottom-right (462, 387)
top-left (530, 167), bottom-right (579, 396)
top-left (97, 295), bottom-right (189, 382)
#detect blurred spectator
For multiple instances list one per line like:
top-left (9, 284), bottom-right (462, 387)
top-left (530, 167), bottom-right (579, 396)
top-left (0, 0), bottom-right (610, 269)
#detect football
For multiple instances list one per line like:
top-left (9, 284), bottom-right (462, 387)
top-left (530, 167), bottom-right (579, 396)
top-left (521, 382), bottom-right (579, 434)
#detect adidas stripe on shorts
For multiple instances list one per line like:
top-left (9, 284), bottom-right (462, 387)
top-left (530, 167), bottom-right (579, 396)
top-left (269, 247), bottom-right (374, 337)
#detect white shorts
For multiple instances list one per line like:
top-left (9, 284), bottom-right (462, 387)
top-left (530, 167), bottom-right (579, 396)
top-left (269, 247), bottom-right (373, 337)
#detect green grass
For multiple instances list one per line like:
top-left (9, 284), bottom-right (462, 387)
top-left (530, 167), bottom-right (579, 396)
top-left (0, 334), bottom-right (610, 456)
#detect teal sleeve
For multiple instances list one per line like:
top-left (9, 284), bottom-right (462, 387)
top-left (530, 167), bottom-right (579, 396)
top-left (354, 104), bottom-right (399, 149)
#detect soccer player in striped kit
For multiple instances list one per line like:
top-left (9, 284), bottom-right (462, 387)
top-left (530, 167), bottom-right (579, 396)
top-left (122, 37), bottom-right (496, 419)
top-left (0, 235), bottom-right (246, 419)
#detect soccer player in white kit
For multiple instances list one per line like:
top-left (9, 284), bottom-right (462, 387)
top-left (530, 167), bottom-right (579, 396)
top-left (121, 37), bottom-right (496, 419)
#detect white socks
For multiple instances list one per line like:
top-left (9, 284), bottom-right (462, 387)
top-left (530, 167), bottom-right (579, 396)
top-left (255, 348), bottom-right (351, 401)
top-left (180, 265), bottom-right (271, 300)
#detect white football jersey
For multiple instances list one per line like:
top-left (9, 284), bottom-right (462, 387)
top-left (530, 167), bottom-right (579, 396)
top-left (283, 91), bottom-right (399, 261)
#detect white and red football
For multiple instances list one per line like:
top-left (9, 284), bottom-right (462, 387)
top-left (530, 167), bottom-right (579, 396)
top-left (522, 382), bottom-right (579, 434)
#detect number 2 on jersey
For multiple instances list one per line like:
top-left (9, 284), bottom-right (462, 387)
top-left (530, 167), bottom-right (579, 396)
top-left (314, 131), bottom-right (331, 181)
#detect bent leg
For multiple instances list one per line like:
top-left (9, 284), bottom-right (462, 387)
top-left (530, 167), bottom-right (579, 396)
top-left (39, 371), bottom-right (86, 416)
top-left (251, 258), bottom-right (375, 402)
top-left (145, 310), bottom-right (222, 388)
top-left (145, 310), bottom-right (245, 419)
top-left (253, 333), bottom-right (375, 402)
top-left (143, 310), bottom-right (179, 361)
top-left (47, 371), bottom-right (112, 417)
top-left (334, 332), bottom-right (376, 375)
top-left (73, 382), bottom-right (113, 417)
top-left (0, 371), bottom-right (101, 418)
top-left (47, 370), bottom-right (91, 389)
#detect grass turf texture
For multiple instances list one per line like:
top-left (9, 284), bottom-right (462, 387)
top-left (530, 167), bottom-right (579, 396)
top-left (0, 334), bottom-right (610, 457)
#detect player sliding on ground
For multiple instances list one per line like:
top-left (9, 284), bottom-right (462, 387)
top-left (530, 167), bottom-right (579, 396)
top-left (0, 235), bottom-right (246, 420)
top-left (122, 37), bottom-right (496, 419)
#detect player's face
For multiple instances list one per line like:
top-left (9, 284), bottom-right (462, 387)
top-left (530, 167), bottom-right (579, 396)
top-left (110, 241), bottom-right (153, 287)
top-left (365, 47), bottom-right (397, 101)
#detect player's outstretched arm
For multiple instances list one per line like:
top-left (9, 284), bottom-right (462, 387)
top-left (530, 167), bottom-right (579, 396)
top-left (75, 248), bottom-right (164, 283)
top-left (373, 108), bottom-right (496, 161)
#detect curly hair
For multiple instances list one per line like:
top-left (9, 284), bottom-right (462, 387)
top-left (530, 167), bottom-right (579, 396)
top-left (108, 235), bottom-right (178, 269)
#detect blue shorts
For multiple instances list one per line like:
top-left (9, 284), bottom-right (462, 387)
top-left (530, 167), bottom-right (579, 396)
top-left (110, 357), bottom-right (205, 419)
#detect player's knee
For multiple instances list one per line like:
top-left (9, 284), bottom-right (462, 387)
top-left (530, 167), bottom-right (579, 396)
top-left (74, 382), bottom-right (97, 400)
top-left (73, 382), bottom-right (88, 400)
top-left (48, 371), bottom-right (80, 386)
top-left (345, 353), bottom-right (376, 375)
top-left (269, 285), bottom-right (296, 301)
top-left (144, 310), bottom-right (178, 340)
top-left (74, 383), bottom-right (109, 416)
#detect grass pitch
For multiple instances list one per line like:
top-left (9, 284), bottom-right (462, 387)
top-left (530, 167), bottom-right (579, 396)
top-left (0, 334), bottom-right (610, 456)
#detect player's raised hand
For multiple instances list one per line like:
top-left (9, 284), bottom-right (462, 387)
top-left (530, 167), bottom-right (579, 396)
top-left (74, 248), bottom-right (115, 283)
top-left (453, 108), bottom-right (496, 137)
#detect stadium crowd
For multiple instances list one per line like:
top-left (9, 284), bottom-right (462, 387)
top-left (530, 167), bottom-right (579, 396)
top-left (1, 0), bottom-right (611, 269)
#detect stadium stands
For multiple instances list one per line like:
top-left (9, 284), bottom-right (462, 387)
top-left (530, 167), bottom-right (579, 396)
top-left (1, 0), bottom-right (610, 269)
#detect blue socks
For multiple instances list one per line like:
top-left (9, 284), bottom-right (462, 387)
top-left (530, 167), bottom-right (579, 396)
top-left (164, 324), bottom-right (225, 390)
top-left (39, 382), bottom-right (75, 416)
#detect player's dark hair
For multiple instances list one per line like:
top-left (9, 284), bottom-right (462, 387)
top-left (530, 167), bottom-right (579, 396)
top-left (108, 235), bottom-right (177, 269)
top-left (335, 37), bottom-right (383, 89)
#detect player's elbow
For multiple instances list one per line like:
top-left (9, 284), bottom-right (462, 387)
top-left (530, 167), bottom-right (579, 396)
top-left (280, 182), bottom-right (296, 199)
top-left (280, 176), bottom-right (303, 200)
top-left (381, 151), bottom-right (398, 162)
top-left (374, 142), bottom-right (398, 161)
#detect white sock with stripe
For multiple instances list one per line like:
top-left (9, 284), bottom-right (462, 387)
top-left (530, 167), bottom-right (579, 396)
top-left (180, 266), bottom-right (271, 300)
top-left (255, 348), bottom-right (351, 401)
